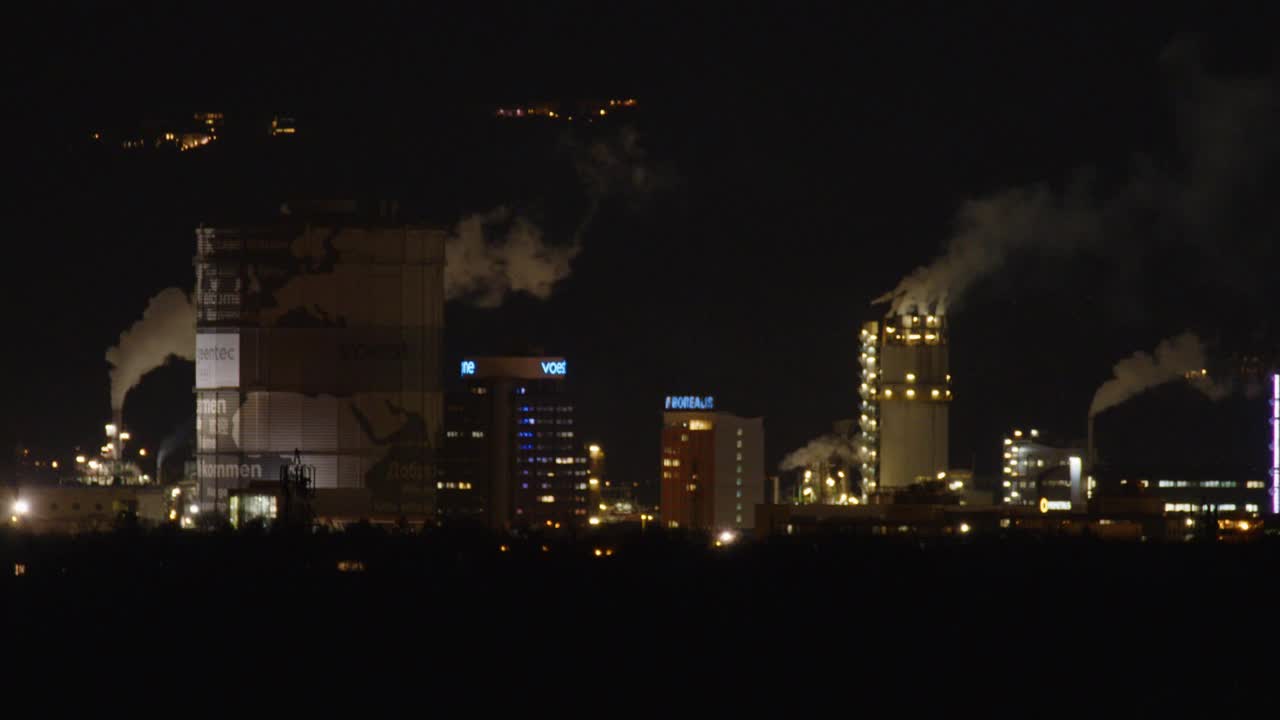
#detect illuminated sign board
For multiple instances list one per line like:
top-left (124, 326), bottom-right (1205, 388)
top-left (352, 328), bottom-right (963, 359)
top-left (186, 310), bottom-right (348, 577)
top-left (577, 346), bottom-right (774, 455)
top-left (665, 396), bottom-right (715, 411)
top-left (1039, 498), bottom-right (1073, 513)
top-left (196, 333), bottom-right (240, 389)
top-left (459, 357), bottom-right (568, 379)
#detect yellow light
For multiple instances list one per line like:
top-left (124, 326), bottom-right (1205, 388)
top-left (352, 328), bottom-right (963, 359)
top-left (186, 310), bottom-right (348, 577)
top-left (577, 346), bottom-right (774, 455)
top-left (51, 461), bottom-right (59, 469)
top-left (883, 389), bottom-right (892, 398)
top-left (825, 477), bottom-right (835, 487)
top-left (599, 109), bottom-right (607, 116)
top-left (599, 503), bottom-right (607, 511)
top-left (588, 517), bottom-right (601, 526)
top-left (905, 389), bottom-right (916, 399)
top-left (75, 455), bottom-right (85, 464)
top-left (499, 544), bottom-right (509, 552)
top-left (594, 548), bottom-right (603, 557)
top-left (959, 523), bottom-right (971, 534)
top-left (1013, 430), bottom-right (1023, 438)
top-left (588, 478), bottom-right (599, 486)
top-left (105, 424), bottom-right (117, 437)
top-left (554, 522), bottom-right (561, 529)
top-left (931, 389), bottom-right (940, 399)
top-left (837, 471), bottom-right (845, 478)
top-left (1239, 521), bottom-right (1251, 531)
top-left (906, 373), bottom-right (916, 383)
top-left (88, 460), bottom-right (100, 470)
top-left (589, 444), bottom-right (601, 454)
top-left (937, 471), bottom-right (947, 480)
top-left (168, 509), bottom-right (178, 521)
top-left (138, 448), bottom-right (147, 457)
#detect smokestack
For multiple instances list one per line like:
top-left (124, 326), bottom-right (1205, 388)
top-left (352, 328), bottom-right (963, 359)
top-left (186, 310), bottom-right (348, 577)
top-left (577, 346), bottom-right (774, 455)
top-left (1087, 414), bottom-right (1096, 469)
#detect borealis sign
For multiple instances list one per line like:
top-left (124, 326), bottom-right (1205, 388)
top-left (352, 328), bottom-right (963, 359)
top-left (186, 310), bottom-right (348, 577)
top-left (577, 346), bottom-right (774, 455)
top-left (665, 396), bottom-right (715, 410)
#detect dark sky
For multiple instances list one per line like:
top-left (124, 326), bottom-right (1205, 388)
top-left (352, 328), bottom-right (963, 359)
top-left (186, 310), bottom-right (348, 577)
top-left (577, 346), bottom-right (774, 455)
top-left (6, 4), bottom-right (1279, 495)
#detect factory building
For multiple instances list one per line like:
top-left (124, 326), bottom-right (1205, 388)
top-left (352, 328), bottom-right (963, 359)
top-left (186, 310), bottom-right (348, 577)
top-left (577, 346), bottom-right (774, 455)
top-left (1000, 428), bottom-right (1086, 510)
top-left (439, 356), bottom-right (587, 530)
top-left (659, 396), bottom-right (765, 531)
top-left (857, 314), bottom-right (951, 495)
top-left (791, 420), bottom-right (860, 505)
top-left (193, 210), bottom-right (446, 524)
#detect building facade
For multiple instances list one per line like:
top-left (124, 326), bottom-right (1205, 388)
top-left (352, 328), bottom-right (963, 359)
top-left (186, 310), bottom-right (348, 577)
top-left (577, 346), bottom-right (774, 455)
top-left (439, 356), bottom-right (587, 530)
top-left (193, 217), bottom-right (445, 523)
top-left (660, 396), bottom-right (765, 531)
top-left (1000, 428), bottom-right (1085, 509)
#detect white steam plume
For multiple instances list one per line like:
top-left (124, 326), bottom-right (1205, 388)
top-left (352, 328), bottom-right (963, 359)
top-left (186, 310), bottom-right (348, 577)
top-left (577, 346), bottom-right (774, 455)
top-left (444, 208), bottom-right (580, 308)
top-left (105, 287), bottom-right (196, 411)
top-left (874, 38), bottom-right (1277, 316)
top-left (1089, 331), bottom-right (1229, 417)
top-left (779, 432), bottom-right (859, 471)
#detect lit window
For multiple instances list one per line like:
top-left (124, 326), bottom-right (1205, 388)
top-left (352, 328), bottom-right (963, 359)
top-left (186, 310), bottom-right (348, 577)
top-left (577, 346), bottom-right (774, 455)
top-left (736, 440), bottom-right (742, 448)
top-left (737, 429), bottom-right (743, 436)
top-left (681, 434), bottom-right (689, 442)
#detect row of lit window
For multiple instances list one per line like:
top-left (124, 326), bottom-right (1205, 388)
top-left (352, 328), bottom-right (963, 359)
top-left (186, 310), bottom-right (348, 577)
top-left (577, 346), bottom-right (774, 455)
top-left (519, 418), bottom-right (573, 425)
top-left (445, 430), bottom-right (486, 439)
top-left (436, 482), bottom-right (473, 490)
top-left (662, 458), bottom-right (682, 467)
top-left (1164, 503), bottom-right (1260, 513)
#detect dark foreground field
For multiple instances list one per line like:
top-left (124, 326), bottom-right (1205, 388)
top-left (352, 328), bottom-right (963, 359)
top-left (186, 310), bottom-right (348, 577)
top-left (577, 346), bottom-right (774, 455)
top-left (3, 529), bottom-right (1275, 710)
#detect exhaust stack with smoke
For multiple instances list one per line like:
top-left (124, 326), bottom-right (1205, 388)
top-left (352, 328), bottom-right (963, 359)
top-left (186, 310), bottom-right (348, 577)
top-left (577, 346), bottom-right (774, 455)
top-left (856, 312), bottom-right (951, 497)
top-left (104, 288), bottom-right (196, 455)
top-left (1086, 331), bottom-right (1229, 465)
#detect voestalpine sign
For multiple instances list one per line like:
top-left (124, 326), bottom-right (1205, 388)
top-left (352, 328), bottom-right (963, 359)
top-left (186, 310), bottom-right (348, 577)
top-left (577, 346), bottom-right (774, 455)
top-left (664, 396), bottom-right (715, 410)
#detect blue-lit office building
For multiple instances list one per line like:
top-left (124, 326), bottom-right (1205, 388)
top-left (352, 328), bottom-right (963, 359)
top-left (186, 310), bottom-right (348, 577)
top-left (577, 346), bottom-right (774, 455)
top-left (439, 357), bottom-right (587, 530)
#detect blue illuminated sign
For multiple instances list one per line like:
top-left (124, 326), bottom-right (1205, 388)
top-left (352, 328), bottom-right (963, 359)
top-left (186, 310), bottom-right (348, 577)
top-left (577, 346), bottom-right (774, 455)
top-left (665, 395), bottom-right (715, 410)
top-left (460, 360), bottom-right (476, 376)
top-left (541, 360), bottom-right (567, 375)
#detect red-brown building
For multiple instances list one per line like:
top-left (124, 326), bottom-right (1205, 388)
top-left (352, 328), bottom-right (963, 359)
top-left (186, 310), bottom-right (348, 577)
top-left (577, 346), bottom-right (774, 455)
top-left (659, 396), bottom-right (764, 532)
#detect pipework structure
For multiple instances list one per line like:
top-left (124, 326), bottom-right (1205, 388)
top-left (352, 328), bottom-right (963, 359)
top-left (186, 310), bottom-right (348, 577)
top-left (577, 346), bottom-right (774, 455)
top-left (857, 313), bottom-right (951, 495)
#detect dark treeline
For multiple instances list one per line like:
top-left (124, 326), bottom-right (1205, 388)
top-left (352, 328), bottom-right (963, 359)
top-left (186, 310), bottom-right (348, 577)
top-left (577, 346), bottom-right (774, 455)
top-left (3, 529), bottom-right (1275, 708)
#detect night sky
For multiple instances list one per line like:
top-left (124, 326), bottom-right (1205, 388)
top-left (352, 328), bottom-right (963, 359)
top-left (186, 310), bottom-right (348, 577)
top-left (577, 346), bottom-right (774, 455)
top-left (6, 5), bottom-right (1279, 497)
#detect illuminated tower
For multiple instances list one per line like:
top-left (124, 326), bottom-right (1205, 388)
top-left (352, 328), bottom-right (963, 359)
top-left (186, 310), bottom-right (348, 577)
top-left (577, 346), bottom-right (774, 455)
top-left (857, 314), bottom-right (951, 494)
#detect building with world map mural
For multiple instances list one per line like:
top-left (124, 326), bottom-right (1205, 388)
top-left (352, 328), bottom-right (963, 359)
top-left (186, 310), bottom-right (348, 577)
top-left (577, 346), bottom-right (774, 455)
top-left (192, 204), bottom-right (445, 524)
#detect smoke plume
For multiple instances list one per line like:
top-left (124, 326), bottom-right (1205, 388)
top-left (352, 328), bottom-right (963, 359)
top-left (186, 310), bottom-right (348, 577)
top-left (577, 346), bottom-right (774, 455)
top-left (875, 37), bottom-right (1278, 316)
top-left (444, 126), bottom-right (660, 307)
top-left (1089, 332), bottom-right (1229, 417)
top-left (105, 288), bottom-right (196, 411)
top-left (444, 208), bottom-right (580, 308)
top-left (780, 432), bottom-right (860, 471)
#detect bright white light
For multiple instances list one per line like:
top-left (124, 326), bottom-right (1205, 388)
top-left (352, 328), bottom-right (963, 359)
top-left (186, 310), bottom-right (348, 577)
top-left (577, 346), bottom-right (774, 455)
top-left (105, 424), bottom-right (117, 437)
top-left (12, 500), bottom-right (30, 515)
top-left (959, 523), bottom-right (971, 534)
top-left (188, 504), bottom-right (200, 515)
top-left (170, 487), bottom-right (181, 498)
top-left (588, 516), bottom-right (601, 526)
top-left (717, 530), bottom-right (737, 545)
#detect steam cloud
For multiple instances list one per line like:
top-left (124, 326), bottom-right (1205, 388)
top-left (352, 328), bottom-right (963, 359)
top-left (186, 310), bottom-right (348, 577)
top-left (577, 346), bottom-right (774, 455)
top-left (105, 287), bottom-right (196, 411)
top-left (875, 37), bottom-right (1278, 316)
top-left (444, 209), bottom-right (581, 308)
top-left (444, 127), bottom-right (658, 307)
top-left (780, 432), bottom-right (859, 471)
top-left (1089, 331), bottom-right (1229, 417)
